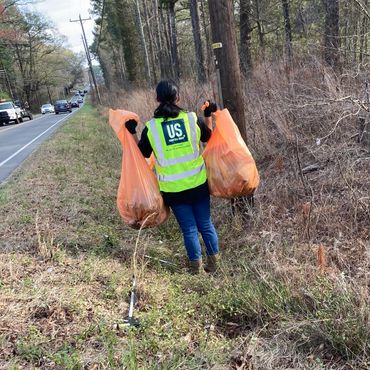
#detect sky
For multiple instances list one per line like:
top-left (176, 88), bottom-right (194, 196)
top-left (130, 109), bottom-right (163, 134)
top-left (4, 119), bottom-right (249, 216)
top-left (27, 0), bottom-right (95, 55)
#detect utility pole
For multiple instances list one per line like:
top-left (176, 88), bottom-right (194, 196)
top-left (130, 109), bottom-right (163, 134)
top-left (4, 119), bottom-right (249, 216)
top-left (86, 62), bottom-right (93, 92)
top-left (208, 0), bottom-right (253, 215)
top-left (207, 0), bottom-right (247, 142)
top-left (70, 14), bottom-right (102, 104)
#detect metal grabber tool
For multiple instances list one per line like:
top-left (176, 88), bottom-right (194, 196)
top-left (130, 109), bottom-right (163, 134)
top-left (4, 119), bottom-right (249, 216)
top-left (122, 274), bottom-right (140, 327)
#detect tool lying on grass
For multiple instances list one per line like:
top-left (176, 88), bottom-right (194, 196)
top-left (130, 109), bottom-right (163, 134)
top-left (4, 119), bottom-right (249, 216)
top-left (144, 254), bottom-right (179, 268)
top-left (122, 275), bottom-right (140, 327)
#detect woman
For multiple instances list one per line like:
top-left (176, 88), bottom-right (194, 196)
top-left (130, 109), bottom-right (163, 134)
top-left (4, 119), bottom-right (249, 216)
top-left (125, 80), bottom-right (219, 274)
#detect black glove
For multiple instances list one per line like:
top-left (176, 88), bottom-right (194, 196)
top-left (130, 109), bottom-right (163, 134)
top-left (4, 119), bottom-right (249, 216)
top-left (125, 119), bottom-right (137, 134)
top-left (203, 101), bottom-right (218, 117)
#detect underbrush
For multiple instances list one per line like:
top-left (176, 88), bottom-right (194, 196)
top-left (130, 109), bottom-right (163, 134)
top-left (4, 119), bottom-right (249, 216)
top-left (0, 59), bottom-right (369, 368)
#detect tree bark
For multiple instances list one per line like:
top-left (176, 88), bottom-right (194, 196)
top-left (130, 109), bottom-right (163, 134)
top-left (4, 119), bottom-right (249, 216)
top-left (200, 0), bottom-right (212, 78)
top-left (189, 0), bottom-right (206, 83)
top-left (168, 0), bottom-right (180, 80)
top-left (143, 0), bottom-right (157, 82)
top-left (254, 0), bottom-right (265, 49)
top-left (207, 0), bottom-right (247, 142)
top-left (154, 0), bottom-right (166, 79)
top-left (322, 0), bottom-right (340, 69)
top-left (134, 0), bottom-right (151, 84)
top-left (240, 0), bottom-right (253, 77)
top-left (359, 0), bottom-right (368, 64)
top-left (160, 3), bottom-right (173, 77)
top-left (281, 0), bottom-right (293, 63)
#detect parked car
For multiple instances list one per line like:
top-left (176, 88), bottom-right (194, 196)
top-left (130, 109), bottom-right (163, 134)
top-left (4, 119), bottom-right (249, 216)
top-left (77, 97), bottom-right (83, 104)
top-left (54, 100), bottom-right (72, 114)
top-left (0, 101), bottom-right (23, 125)
top-left (41, 103), bottom-right (55, 114)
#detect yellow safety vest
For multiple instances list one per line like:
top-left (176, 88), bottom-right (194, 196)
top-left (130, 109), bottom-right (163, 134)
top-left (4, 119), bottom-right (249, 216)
top-left (146, 111), bottom-right (207, 192)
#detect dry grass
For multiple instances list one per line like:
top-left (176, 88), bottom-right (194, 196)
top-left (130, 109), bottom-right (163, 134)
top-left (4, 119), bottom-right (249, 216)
top-left (0, 61), bottom-right (369, 368)
top-left (96, 61), bottom-right (370, 367)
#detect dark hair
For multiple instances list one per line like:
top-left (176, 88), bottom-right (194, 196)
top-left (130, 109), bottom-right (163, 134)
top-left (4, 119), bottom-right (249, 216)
top-left (154, 80), bottom-right (183, 119)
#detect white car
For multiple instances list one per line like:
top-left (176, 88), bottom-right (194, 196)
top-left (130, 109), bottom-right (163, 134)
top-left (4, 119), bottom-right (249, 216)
top-left (0, 101), bottom-right (23, 125)
top-left (41, 104), bottom-right (55, 114)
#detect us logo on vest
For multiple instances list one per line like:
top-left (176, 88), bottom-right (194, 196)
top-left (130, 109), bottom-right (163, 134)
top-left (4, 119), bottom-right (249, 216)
top-left (162, 119), bottom-right (189, 145)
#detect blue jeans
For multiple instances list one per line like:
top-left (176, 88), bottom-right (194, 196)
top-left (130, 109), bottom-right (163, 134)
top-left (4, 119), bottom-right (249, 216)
top-left (171, 196), bottom-right (219, 261)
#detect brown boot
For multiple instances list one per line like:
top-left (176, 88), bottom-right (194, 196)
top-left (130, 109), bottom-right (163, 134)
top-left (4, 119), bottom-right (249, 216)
top-left (204, 254), bottom-right (220, 273)
top-left (188, 259), bottom-right (202, 274)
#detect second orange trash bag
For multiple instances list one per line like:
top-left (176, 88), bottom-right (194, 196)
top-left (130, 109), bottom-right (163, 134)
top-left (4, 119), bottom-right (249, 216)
top-left (202, 109), bottom-right (259, 198)
top-left (109, 109), bottom-right (169, 229)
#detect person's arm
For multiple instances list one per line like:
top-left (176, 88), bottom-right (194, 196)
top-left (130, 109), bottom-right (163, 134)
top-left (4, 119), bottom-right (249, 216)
top-left (204, 116), bottom-right (212, 130)
top-left (125, 120), bottom-right (153, 158)
top-left (197, 117), bottom-right (212, 143)
top-left (137, 127), bottom-right (152, 158)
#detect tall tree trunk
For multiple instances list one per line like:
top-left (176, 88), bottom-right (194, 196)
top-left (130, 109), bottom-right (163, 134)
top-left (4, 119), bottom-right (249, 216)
top-left (281, 0), bottom-right (293, 63)
top-left (114, 0), bottom-right (139, 81)
top-left (160, 3), bottom-right (173, 77)
top-left (166, 6), bottom-right (175, 76)
top-left (254, 0), bottom-right (265, 49)
top-left (240, 0), bottom-right (253, 77)
top-left (200, 0), bottom-right (212, 78)
top-left (143, 0), bottom-right (158, 82)
top-left (134, 0), bottom-right (151, 84)
top-left (189, 0), bottom-right (206, 83)
top-left (46, 85), bottom-right (52, 103)
top-left (343, 0), bottom-right (350, 64)
top-left (364, 0), bottom-right (368, 57)
top-left (208, 0), bottom-right (247, 142)
top-left (154, 0), bottom-right (166, 78)
top-left (168, 0), bottom-right (180, 80)
top-left (353, 17), bottom-right (358, 64)
top-left (118, 45), bottom-right (127, 84)
top-left (323, 0), bottom-right (340, 69)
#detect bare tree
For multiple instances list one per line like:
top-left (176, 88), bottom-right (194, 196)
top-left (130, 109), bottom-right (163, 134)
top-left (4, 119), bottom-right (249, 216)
top-left (322, 0), bottom-right (340, 69)
top-left (143, 0), bottom-right (157, 82)
top-left (189, 0), bottom-right (206, 83)
top-left (200, 0), bottom-right (212, 78)
top-left (281, 0), bottom-right (293, 63)
top-left (134, 0), bottom-right (151, 84)
top-left (168, 0), bottom-right (180, 79)
top-left (0, 0), bottom-right (36, 15)
top-left (240, 0), bottom-right (253, 77)
top-left (359, 0), bottom-right (368, 64)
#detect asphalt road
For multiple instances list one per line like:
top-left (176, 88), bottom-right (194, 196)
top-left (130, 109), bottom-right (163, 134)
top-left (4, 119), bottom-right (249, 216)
top-left (0, 107), bottom-right (81, 184)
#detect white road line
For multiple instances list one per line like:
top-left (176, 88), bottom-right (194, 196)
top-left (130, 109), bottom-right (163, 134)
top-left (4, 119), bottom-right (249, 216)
top-left (0, 114), bottom-right (71, 168)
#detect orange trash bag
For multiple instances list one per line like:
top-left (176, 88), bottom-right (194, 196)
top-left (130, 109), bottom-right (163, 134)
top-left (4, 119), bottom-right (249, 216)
top-left (109, 109), bottom-right (169, 229)
top-left (202, 108), bottom-right (260, 198)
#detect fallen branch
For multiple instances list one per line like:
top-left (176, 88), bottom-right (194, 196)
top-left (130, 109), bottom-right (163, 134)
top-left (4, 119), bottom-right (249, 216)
top-left (318, 109), bottom-right (361, 142)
